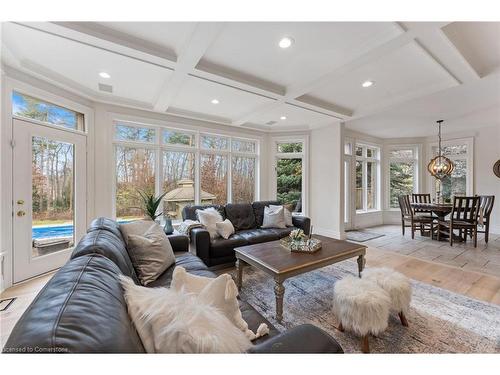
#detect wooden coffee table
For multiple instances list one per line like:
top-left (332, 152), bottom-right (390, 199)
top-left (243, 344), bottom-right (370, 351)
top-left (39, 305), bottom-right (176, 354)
top-left (234, 235), bottom-right (367, 323)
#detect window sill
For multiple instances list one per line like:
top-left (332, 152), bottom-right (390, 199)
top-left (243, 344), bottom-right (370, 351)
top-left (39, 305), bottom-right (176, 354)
top-left (355, 209), bottom-right (381, 215)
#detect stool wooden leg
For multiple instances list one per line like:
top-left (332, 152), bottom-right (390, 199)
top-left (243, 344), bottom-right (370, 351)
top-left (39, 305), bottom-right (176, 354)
top-left (361, 335), bottom-right (370, 353)
top-left (338, 322), bottom-right (344, 332)
top-left (398, 311), bottom-right (409, 327)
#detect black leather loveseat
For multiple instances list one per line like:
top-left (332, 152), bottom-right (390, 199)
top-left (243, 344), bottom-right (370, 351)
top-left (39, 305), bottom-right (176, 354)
top-left (3, 217), bottom-right (342, 354)
top-left (183, 200), bottom-right (311, 267)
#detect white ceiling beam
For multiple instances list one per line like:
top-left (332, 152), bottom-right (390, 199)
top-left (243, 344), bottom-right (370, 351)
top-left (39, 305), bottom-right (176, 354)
top-left (51, 22), bottom-right (178, 63)
top-left (14, 22), bottom-right (176, 70)
top-left (152, 23), bottom-right (225, 112)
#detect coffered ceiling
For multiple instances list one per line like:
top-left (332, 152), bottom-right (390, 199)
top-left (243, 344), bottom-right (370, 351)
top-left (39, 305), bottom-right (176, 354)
top-left (1, 21), bottom-right (499, 135)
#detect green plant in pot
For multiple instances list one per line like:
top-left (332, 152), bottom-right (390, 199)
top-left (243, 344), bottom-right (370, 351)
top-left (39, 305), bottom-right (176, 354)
top-left (137, 190), bottom-right (168, 222)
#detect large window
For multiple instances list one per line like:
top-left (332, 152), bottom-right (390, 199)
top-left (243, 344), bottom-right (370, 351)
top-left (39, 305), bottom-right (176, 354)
top-left (388, 147), bottom-right (418, 208)
top-left (115, 146), bottom-right (156, 220)
top-left (274, 140), bottom-right (305, 214)
top-left (114, 122), bottom-right (259, 221)
top-left (12, 91), bottom-right (84, 131)
top-left (355, 144), bottom-right (380, 212)
top-left (431, 140), bottom-right (472, 202)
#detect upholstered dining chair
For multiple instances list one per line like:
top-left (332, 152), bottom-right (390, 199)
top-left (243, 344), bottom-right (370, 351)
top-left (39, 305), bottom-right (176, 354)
top-left (437, 196), bottom-right (481, 247)
top-left (477, 195), bottom-right (495, 243)
top-left (398, 195), bottom-right (434, 239)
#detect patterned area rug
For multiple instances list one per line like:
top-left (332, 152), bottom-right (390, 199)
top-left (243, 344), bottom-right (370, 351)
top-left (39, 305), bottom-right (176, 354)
top-left (346, 230), bottom-right (385, 242)
top-left (238, 260), bottom-right (500, 353)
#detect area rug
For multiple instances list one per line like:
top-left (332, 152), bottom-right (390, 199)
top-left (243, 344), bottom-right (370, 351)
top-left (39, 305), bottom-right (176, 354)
top-left (346, 230), bottom-right (385, 242)
top-left (238, 260), bottom-right (500, 353)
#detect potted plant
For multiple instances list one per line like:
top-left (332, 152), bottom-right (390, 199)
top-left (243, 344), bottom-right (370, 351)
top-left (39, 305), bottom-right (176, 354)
top-left (137, 190), bottom-right (168, 222)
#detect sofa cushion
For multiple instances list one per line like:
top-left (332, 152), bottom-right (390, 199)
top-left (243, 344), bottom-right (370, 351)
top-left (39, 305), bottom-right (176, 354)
top-left (209, 234), bottom-right (248, 258)
top-left (71, 229), bottom-right (140, 284)
top-left (182, 205), bottom-right (225, 221)
top-left (4, 255), bottom-right (145, 353)
top-left (225, 203), bottom-right (257, 230)
top-left (252, 201), bottom-right (280, 227)
top-left (270, 227), bottom-right (295, 239)
top-left (240, 300), bottom-right (280, 345)
top-left (146, 252), bottom-right (215, 288)
top-left (237, 229), bottom-right (279, 244)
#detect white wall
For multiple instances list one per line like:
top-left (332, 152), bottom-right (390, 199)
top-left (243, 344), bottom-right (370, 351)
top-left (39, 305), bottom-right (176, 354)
top-left (310, 123), bottom-right (345, 239)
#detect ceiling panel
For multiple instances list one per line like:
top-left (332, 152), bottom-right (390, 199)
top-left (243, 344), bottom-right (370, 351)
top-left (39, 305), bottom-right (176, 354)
top-left (246, 103), bottom-right (338, 129)
top-left (442, 22), bottom-right (500, 77)
top-left (169, 75), bottom-right (275, 122)
top-left (302, 41), bottom-right (458, 114)
top-left (2, 23), bottom-right (173, 104)
top-left (199, 22), bottom-right (403, 89)
top-left (97, 22), bottom-right (197, 57)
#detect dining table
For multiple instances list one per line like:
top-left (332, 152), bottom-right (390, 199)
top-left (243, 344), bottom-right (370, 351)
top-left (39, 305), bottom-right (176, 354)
top-left (410, 202), bottom-right (453, 241)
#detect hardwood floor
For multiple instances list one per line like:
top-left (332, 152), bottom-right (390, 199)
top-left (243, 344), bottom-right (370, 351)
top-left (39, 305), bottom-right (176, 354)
top-left (359, 224), bottom-right (500, 277)
top-left (0, 271), bottom-right (55, 348)
top-left (365, 246), bottom-right (500, 305)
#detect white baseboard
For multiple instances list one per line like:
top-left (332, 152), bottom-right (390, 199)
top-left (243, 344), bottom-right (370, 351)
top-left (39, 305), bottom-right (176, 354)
top-left (314, 227), bottom-right (346, 240)
top-left (489, 224), bottom-right (500, 235)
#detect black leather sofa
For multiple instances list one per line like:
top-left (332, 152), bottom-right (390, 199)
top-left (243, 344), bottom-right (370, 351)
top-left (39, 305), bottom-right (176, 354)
top-left (3, 217), bottom-right (342, 354)
top-left (184, 200), bottom-right (311, 267)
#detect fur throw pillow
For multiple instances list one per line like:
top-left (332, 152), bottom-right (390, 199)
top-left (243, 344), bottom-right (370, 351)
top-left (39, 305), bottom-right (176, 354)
top-left (171, 267), bottom-right (269, 341)
top-left (196, 207), bottom-right (223, 239)
top-left (120, 276), bottom-right (252, 353)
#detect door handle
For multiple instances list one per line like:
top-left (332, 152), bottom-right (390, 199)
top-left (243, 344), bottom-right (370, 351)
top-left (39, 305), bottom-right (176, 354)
top-left (17, 199), bottom-right (25, 205)
top-left (17, 210), bottom-right (26, 217)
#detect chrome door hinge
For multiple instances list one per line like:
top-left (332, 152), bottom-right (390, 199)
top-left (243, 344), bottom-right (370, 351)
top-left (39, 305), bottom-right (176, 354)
top-left (10, 139), bottom-right (16, 148)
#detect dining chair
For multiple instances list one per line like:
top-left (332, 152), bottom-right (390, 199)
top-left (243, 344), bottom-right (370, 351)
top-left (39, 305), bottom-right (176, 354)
top-left (437, 196), bottom-right (480, 247)
top-left (411, 193), bottom-right (436, 233)
top-left (476, 195), bottom-right (495, 243)
top-left (398, 195), bottom-right (434, 239)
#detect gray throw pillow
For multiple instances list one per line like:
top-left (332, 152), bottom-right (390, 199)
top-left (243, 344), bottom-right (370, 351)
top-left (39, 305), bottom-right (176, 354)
top-left (269, 204), bottom-right (293, 227)
top-left (119, 219), bottom-right (156, 246)
top-left (126, 223), bottom-right (175, 285)
top-left (261, 206), bottom-right (286, 229)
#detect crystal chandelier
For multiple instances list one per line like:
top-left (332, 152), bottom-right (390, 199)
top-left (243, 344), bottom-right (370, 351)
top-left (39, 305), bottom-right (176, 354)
top-left (427, 120), bottom-right (455, 180)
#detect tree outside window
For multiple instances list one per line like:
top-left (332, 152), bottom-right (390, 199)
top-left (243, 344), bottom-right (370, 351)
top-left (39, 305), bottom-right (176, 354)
top-left (389, 148), bottom-right (417, 208)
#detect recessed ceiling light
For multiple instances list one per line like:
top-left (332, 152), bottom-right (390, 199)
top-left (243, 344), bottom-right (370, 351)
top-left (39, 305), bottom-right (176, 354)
top-left (99, 72), bottom-right (111, 79)
top-left (279, 37), bottom-right (294, 49)
top-left (211, 99), bottom-right (219, 104)
top-left (362, 80), bottom-right (374, 88)
top-left (280, 116), bottom-right (287, 120)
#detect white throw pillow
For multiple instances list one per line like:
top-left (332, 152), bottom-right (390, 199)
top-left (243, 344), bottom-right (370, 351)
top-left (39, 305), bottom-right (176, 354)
top-left (171, 267), bottom-right (269, 341)
top-left (196, 207), bottom-right (223, 239)
top-left (270, 205), bottom-right (293, 227)
top-left (126, 223), bottom-right (175, 285)
top-left (120, 276), bottom-right (252, 353)
top-left (216, 219), bottom-right (235, 239)
top-left (261, 205), bottom-right (286, 229)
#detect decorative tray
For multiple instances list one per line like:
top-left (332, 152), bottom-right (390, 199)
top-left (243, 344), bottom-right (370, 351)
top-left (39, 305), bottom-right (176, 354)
top-left (280, 237), bottom-right (322, 253)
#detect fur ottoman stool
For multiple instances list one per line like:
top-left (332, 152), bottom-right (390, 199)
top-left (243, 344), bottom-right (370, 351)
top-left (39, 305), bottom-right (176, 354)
top-left (333, 276), bottom-right (391, 353)
top-left (362, 267), bottom-right (412, 327)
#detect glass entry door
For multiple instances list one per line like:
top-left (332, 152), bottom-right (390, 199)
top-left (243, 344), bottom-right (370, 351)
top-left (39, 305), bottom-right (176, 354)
top-left (12, 118), bottom-right (87, 282)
